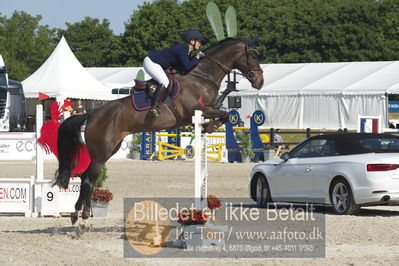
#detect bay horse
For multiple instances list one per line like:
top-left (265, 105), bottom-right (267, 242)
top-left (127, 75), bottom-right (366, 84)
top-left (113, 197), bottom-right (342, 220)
top-left (54, 37), bottom-right (264, 224)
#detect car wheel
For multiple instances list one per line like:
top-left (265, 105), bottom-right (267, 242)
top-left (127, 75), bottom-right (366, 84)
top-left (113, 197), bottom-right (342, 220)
top-left (256, 176), bottom-right (271, 208)
top-left (330, 179), bottom-right (359, 215)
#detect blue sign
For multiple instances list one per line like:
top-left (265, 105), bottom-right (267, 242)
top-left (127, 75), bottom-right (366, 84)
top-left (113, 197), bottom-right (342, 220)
top-left (184, 145), bottom-right (194, 159)
top-left (250, 110), bottom-right (266, 161)
top-left (140, 132), bottom-right (156, 160)
top-left (226, 110), bottom-right (241, 162)
top-left (228, 110), bottom-right (240, 126)
top-left (252, 110), bottom-right (265, 126)
top-left (389, 101), bottom-right (399, 113)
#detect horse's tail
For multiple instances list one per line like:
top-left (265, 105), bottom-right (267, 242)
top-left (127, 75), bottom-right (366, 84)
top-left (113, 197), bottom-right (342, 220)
top-left (54, 114), bottom-right (89, 189)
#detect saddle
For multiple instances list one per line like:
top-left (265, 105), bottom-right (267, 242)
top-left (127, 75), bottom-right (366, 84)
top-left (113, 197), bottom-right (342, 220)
top-left (131, 76), bottom-right (181, 111)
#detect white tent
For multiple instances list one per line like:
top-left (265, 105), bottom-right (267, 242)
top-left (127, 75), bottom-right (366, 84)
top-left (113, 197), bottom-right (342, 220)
top-left (81, 61), bottom-right (399, 130)
top-left (230, 62), bottom-right (399, 130)
top-left (22, 36), bottom-right (115, 100)
top-left (86, 67), bottom-right (150, 89)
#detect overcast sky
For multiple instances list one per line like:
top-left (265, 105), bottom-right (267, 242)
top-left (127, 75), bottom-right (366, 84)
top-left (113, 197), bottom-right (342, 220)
top-left (0, 0), bottom-right (150, 35)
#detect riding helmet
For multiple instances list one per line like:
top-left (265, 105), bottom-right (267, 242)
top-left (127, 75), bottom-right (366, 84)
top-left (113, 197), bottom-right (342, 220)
top-left (183, 29), bottom-right (206, 44)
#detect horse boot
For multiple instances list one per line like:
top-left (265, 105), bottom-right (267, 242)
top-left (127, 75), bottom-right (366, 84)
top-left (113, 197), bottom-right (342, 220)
top-left (149, 84), bottom-right (167, 118)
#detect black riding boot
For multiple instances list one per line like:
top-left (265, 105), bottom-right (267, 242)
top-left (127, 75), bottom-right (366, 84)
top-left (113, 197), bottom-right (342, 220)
top-left (149, 84), bottom-right (167, 118)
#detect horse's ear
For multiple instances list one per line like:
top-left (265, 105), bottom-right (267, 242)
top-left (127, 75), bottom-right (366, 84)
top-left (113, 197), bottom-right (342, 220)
top-left (247, 36), bottom-right (259, 47)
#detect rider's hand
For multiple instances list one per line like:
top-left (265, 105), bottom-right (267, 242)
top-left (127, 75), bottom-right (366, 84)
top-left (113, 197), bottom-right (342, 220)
top-left (196, 51), bottom-right (205, 60)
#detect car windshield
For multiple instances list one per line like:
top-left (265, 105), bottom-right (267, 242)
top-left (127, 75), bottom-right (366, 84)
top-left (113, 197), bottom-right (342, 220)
top-left (358, 137), bottom-right (399, 152)
top-left (290, 139), bottom-right (338, 158)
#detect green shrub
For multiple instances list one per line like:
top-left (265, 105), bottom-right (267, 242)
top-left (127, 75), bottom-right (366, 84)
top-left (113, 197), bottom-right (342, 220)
top-left (130, 133), bottom-right (141, 153)
top-left (95, 165), bottom-right (108, 188)
top-left (236, 130), bottom-right (255, 159)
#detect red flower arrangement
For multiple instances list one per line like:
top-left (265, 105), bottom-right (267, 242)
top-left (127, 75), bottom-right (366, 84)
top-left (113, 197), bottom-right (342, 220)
top-left (177, 209), bottom-right (209, 225)
top-left (91, 187), bottom-right (113, 202)
top-left (207, 194), bottom-right (221, 210)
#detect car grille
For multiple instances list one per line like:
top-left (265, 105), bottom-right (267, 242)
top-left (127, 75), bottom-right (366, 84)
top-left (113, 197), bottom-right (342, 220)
top-left (0, 88), bottom-right (6, 119)
top-left (0, 99), bottom-right (5, 118)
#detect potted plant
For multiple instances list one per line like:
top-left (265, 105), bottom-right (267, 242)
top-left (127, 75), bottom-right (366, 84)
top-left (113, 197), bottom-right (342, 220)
top-left (91, 187), bottom-right (113, 217)
top-left (236, 131), bottom-right (255, 163)
top-left (263, 144), bottom-right (275, 161)
top-left (177, 208), bottom-right (209, 247)
top-left (177, 209), bottom-right (209, 226)
top-left (91, 165), bottom-right (113, 217)
top-left (129, 133), bottom-right (141, 159)
top-left (207, 194), bottom-right (221, 210)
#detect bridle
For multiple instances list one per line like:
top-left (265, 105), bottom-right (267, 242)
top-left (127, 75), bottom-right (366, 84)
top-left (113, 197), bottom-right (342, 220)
top-left (203, 41), bottom-right (263, 82)
top-left (243, 41), bottom-right (264, 81)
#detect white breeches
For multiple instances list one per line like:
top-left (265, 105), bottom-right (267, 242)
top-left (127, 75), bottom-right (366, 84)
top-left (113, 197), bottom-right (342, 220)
top-left (143, 56), bottom-right (169, 87)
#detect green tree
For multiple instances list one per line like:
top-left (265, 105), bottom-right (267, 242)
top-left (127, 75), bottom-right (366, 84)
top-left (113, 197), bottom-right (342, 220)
top-left (238, 0), bottom-right (399, 63)
top-left (122, 0), bottom-right (399, 64)
top-left (123, 0), bottom-right (242, 65)
top-left (59, 17), bottom-right (123, 66)
top-left (0, 11), bottom-right (57, 80)
top-left (123, 0), bottom-right (181, 66)
top-left (2, 0), bottom-right (399, 78)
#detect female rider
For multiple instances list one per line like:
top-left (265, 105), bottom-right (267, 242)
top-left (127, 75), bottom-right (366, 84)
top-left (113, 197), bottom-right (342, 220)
top-left (143, 29), bottom-right (206, 118)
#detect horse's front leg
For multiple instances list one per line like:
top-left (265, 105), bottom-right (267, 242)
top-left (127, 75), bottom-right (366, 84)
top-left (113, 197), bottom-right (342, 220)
top-left (202, 106), bottom-right (229, 121)
top-left (201, 106), bottom-right (229, 133)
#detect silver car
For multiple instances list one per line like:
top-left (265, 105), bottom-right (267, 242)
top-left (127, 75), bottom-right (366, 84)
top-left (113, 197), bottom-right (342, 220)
top-left (249, 133), bottom-right (399, 214)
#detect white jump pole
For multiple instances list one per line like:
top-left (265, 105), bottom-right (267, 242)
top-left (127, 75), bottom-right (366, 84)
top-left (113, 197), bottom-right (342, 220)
top-left (35, 104), bottom-right (44, 182)
top-left (0, 104), bottom-right (43, 217)
top-left (193, 110), bottom-right (207, 210)
top-left (0, 134), bottom-right (35, 140)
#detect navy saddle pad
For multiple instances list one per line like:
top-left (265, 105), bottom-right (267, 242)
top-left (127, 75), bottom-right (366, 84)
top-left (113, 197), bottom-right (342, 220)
top-left (131, 79), bottom-right (181, 111)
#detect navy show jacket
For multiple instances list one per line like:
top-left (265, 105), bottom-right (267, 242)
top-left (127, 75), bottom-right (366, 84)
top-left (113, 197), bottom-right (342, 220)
top-left (148, 43), bottom-right (199, 72)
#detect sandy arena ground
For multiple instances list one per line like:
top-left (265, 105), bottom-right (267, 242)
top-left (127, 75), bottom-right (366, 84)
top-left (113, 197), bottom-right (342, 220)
top-left (1, 159), bottom-right (399, 265)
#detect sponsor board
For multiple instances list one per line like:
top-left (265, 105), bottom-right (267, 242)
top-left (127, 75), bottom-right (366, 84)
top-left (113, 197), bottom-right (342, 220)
top-left (0, 133), bottom-right (132, 160)
top-left (0, 177), bottom-right (33, 216)
top-left (35, 178), bottom-right (81, 216)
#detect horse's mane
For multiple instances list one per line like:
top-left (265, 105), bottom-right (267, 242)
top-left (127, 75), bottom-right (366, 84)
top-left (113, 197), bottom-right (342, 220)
top-left (203, 37), bottom-right (243, 55)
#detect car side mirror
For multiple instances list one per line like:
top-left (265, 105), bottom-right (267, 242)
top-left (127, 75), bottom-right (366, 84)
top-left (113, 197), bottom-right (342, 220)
top-left (280, 152), bottom-right (290, 161)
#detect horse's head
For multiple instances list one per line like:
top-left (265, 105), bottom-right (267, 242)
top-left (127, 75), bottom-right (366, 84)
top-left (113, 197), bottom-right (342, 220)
top-left (197, 38), bottom-right (264, 90)
top-left (234, 37), bottom-right (264, 90)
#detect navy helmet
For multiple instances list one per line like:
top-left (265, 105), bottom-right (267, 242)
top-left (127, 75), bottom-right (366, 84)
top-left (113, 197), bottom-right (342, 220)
top-left (183, 29), bottom-right (206, 44)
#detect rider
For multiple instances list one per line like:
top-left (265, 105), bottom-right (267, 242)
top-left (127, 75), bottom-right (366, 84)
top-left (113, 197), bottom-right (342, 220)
top-left (143, 29), bottom-right (206, 117)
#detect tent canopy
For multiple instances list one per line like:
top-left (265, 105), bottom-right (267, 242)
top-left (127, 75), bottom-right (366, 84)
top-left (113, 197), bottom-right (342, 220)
top-left (86, 67), bottom-right (150, 89)
top-left (15, 52), bottom-right (397, 130)
top-left (225, 62), bottom-right (399, 130)
top-left (85, 61), bottom-right (399, 96)
top-left (22, 36), bottom-right (115, 100)
top-left (233, 61), bottom-right (399, 96)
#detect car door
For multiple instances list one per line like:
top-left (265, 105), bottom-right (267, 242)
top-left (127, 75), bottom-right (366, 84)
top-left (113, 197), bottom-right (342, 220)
top-left (308, 139), bottom-right (339, 203)
top-left (272, 139), bottom-right (327, 202)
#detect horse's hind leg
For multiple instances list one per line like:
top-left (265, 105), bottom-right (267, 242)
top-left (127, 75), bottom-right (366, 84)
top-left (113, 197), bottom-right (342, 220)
top-left (71, 171), bottom-right (89, 225)
top-left (81, 161), bottom-right (105, 220)
top-left (80, 143), bottom-right (121, 220)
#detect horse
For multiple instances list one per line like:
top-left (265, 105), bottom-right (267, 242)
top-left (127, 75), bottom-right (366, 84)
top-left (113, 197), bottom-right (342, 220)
top-left (54, 37), bottom-right (264, 225)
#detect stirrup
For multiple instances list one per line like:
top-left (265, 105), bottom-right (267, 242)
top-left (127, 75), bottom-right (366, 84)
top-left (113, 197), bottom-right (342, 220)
top-left (149, 107), bottom-right (160, 118)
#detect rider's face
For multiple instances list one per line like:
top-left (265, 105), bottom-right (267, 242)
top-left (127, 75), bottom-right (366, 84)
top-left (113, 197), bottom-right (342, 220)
top-left (194, 40), bottom-right (202, 50)
top-left (190, 40), bottom-right (202, 50)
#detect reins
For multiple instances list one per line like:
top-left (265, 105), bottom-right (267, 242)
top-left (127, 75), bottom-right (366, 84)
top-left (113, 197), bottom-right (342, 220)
top-left (203, 42), bottom-right (263, 82)
top-left (190, 72), bottom-right (220, 90)
top-left (204, 55), bottom-right (232, 74)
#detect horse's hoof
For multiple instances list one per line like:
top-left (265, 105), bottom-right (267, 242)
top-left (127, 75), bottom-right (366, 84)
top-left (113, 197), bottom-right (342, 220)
top-left (82, 209), bottom-right (91, 220)
top-left (78, 221), bottom-right (86, 234)
top-left (71, 213), bottom-right (78, 225)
